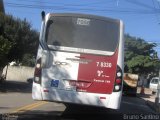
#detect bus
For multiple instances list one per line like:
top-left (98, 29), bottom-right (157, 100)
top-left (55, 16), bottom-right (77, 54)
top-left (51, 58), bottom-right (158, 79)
top-left (32, 12), bottom-right (124, 109)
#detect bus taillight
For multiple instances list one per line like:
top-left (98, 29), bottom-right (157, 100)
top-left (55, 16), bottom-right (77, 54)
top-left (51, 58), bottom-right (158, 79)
top-left (113, 65), bottom-right (123, 92)
top-left (115, 79), bottom-right (121, 84)
top-left (34, 58), bottom-right (42, 84)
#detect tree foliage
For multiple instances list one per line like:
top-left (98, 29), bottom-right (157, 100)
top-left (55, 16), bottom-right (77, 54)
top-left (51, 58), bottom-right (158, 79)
top-left (0, 35), bottom-right (12, 65)
top-left (124, 34), bottom-right (160, 75)
top-left (21, 54), bottom-right (36, 67)
top-left (0, 13), bottom-right (39, 68)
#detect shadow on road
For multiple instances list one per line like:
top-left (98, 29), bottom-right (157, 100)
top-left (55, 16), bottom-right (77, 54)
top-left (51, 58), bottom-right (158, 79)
top-left (62, 104), bottom-right (121, 120)
top-left (5, 108), bottom-right (122, 120)
top-left (0, 80), bottom-right (32, 93)
top-left (2, 96), bottom-right (158, 120)
top-left (15, 103), bottom-right (122, 120)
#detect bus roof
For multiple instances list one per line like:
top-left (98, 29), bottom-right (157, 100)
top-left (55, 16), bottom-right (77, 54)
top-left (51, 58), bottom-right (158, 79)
top-left (46, 13), bottom-right (121, 24)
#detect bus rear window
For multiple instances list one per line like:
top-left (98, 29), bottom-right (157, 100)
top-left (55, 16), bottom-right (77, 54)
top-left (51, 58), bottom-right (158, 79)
top-left (45, 16), bottom-right (120, 52)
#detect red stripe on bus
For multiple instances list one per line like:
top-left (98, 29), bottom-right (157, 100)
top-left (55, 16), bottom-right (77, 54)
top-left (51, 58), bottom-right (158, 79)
top-left (77, 49), bottom-right (118, 94)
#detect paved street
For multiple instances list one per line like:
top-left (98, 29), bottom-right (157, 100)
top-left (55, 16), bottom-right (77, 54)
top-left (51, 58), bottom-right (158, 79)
top-left (0, 80), bottom-right (159, 120)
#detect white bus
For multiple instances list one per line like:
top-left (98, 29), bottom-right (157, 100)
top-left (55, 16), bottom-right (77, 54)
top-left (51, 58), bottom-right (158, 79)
top-left (32, 12), bottom-right (124, 109)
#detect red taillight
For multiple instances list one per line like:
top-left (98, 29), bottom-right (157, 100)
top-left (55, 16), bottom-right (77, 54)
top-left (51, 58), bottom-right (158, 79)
top-left (34, 65), bottom-right (41, 76)
top-left (34, 58), bottom-right (42, 84)
top-left (116, 79), bottom-right (121, 84)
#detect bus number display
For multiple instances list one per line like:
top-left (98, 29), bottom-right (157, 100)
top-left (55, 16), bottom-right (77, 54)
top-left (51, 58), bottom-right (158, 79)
top-left (96, 62), bottom-right (112, 68)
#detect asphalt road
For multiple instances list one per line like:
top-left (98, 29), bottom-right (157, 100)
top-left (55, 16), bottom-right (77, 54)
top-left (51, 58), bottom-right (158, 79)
top-left (0, 80), bottom-right (159, 120)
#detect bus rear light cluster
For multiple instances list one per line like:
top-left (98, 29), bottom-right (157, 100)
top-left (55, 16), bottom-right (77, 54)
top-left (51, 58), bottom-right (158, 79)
top-left (113, 65), bottom-right (123, 92)
top-left (34, 58), bottom-right (42, 84)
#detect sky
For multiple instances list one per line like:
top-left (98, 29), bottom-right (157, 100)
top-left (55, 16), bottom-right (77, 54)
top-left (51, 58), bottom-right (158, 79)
top-left (3, 0), bottom-right (160, 57)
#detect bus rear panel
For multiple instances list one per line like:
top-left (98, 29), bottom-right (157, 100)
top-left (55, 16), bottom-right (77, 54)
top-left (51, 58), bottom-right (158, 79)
top-left (32, 13), bottom-right (124, 109)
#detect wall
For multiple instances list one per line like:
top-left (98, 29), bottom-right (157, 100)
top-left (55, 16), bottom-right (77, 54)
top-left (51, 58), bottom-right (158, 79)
top-left (3, 66), bottom-right (34, 81)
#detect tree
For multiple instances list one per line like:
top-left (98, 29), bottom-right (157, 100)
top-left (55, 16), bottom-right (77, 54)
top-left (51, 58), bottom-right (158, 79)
top-left (0, 13), bottom-right (39, 69)
top-left (0, 36), bottom-right (12, 66)
top-left (21, 54), bottom-right (36, 67)
top-left (124, 34), bottom-right (160, 76)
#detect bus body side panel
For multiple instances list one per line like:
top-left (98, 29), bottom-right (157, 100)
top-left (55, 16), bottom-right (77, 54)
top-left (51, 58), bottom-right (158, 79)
top-left (41, 51), bottom-right (80, 90)
top-left (32, 82), bottom-right (43, 100)
top-left (107, 20), bottom-right (124, 109)
top-left (40, 50), bottom-right (118, 93)
top-left (77, 51), bottom-right (118, 94)
top-left (41, 88), bottom-right (121, 109)
top-left (32, 45), bottom-right (43, 100)
top-left (39, 50), bottom-right (119, 109)
top-left (36, 46), bottom-right (122, 109)
top-left (116, 20), bottom-right (124, 76)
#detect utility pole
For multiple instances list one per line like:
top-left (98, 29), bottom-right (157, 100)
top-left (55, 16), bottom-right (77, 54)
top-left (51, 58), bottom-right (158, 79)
top-left (154, 47), bottom-right (160, 112)
top-left (154, 46), bottom-right (160, 112)
top-left (155, 69), bottom-right (160, 112)
top-left (148, 41), bottom-right (160, 112)
top-left (0, 0), bottom-right (5, 13)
